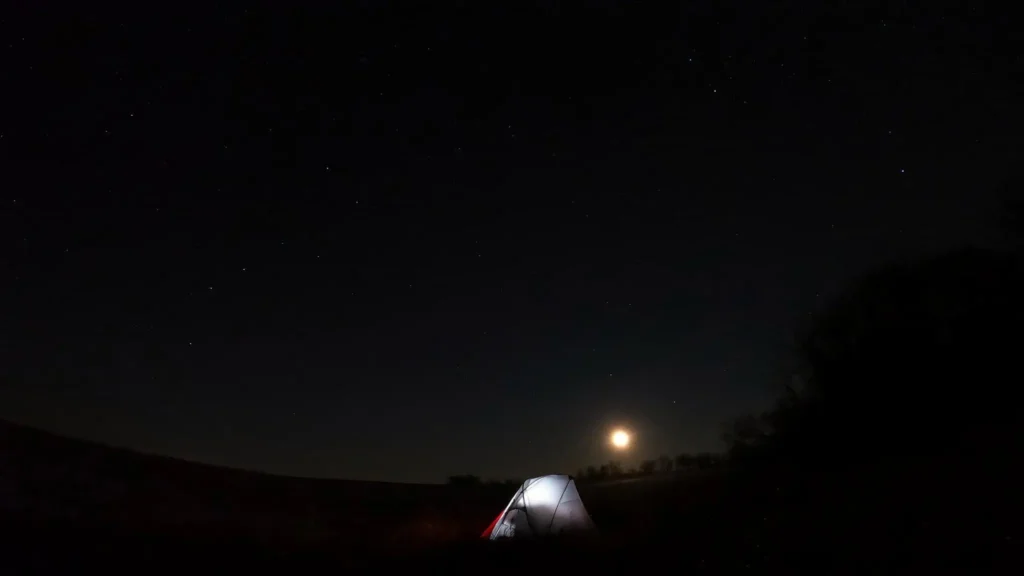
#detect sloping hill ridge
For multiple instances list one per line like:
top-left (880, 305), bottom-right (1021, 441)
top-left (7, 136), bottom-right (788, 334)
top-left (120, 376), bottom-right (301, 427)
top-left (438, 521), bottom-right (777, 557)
top-left (0, 420), bottom-right (505, 555)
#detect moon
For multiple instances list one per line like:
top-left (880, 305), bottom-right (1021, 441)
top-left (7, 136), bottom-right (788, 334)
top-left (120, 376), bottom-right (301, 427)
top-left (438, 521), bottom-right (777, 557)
top-left (610, 429), bottom-right (630, 449)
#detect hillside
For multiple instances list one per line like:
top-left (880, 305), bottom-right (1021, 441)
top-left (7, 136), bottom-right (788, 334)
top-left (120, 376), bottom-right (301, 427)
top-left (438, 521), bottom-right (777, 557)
top-left (0, 420), bottom-right (507, 557)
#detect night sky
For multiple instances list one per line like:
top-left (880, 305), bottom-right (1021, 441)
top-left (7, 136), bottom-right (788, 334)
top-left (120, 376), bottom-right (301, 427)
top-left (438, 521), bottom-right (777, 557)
top-left (1, 3), bottom-right (1012, 483)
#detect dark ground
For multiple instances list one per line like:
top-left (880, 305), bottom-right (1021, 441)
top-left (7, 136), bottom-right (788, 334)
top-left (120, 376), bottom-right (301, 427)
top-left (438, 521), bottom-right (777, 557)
top-left (1, 420), bottom-right (750, 573)
top-left (2, 420), bottom-right (1018, 574)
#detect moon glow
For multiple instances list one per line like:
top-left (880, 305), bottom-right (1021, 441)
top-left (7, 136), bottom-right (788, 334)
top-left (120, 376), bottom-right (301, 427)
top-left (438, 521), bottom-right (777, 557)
top-left (610, 429), bottom-right (630, 449)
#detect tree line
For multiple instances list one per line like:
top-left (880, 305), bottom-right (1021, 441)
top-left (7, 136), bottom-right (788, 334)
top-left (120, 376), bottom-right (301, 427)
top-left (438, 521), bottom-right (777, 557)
top-left (574, 452), bottom-right (724, 483)
top-left (713, 238), bottom-right (1023, 570)
top-left (448, 451), bottom-right (725, 488)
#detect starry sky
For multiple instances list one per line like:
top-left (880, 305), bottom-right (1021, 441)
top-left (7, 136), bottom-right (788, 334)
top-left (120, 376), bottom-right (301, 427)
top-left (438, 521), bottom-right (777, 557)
top-left (1, 3), bottom-right (1013, 483)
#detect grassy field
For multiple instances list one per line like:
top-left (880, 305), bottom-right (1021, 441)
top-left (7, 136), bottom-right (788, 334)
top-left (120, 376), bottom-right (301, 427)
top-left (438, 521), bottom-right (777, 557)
top-left (2, 420), bottom-right (758, 573)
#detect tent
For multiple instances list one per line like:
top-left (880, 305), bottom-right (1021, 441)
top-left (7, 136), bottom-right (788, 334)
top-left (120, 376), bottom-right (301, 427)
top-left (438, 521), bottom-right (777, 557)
top-left (480, 475), bottom-right (596, 540)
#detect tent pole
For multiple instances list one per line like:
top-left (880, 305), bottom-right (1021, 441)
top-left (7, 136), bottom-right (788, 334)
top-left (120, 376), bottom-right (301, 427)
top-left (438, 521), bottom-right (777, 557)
top-left (546, 477), bottom-right (572, 534)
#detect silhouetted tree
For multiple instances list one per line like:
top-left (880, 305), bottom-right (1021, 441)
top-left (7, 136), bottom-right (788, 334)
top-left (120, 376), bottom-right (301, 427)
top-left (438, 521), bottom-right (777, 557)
top-left (996, 179), bottom-right (1024, 253)
top-left (483, 478), bottom-right (520, 489)
top-left (607, 460), bottom-right (624, 477)
top-left (799, 248), bottom-right (1021, 459)
top-left (674, 453), bottom-right (693, 470)
top-left (639, 459), bottom-right (656, 475)
top-left (446, 474), bottom-right (481, 487)
top-left (723, 412), bottom-right (774, 467)
top-left (693, 453), bottom-right (717, 469)
top-left (657, 455), bottom-right (673, 473)
top-left (724, 246), bottom-right (1024, 569)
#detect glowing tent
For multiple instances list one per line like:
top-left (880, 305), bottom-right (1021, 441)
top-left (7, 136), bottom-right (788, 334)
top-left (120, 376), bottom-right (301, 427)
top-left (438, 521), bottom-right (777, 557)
top-left (480, 475), bottom-right (596, 540)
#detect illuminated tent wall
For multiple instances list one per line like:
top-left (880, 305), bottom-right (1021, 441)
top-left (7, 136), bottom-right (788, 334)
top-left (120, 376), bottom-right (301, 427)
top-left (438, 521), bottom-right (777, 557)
top-left (480, 475), bottom-right (596, 540)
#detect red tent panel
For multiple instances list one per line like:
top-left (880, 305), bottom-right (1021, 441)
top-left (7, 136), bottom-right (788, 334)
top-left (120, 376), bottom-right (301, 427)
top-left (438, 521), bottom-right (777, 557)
top-left (480, 511), bottom-right (503, 539)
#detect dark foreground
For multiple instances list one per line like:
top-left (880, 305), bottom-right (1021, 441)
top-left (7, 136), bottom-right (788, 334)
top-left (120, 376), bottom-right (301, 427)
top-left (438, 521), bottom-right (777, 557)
top-left (0, 421), bottom-right (733, 573)
top-left (0, 517), bottom-right (779, 575)
top-left (7, 473), bottom-right (1013, 575)
top-left (2, 420), bottom-right (1018, 573)
top-left (2, 470), bottom-right (736, 574)
top-left (9, 515), bottom-right (1015, 576)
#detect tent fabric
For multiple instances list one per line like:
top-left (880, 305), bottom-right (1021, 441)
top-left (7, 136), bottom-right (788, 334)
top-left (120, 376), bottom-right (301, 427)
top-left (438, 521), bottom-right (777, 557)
top-left (480, 475), bottom-right (595, 540)
top-left (480, 512), bottom-right (503, 538)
